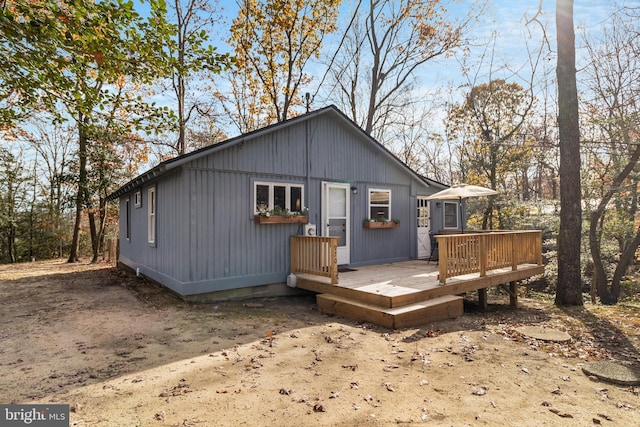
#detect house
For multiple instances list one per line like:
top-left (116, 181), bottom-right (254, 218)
top-left (107, 105), bottom-right (463, 301)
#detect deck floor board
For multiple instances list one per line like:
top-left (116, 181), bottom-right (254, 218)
top-left (296, 260), bottom-right (543, 304)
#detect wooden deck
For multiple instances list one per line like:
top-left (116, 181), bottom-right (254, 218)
top-left (291, 230), bottom-right (544, 329)
top-left (295, 260), bottom-right (543, 329)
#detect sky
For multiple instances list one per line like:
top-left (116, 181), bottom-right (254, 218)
top-left (5, 0), bottom-right (621, 164)
top-left (196, 0), bottom-right (618, 117)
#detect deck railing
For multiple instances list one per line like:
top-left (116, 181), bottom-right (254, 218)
top-left (435, 230), bottom-right (543, 284)
top-left (290, 236), bottom-right (340, 284)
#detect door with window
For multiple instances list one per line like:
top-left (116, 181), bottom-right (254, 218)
top-left (416, 197), bottom-right (430, 258)
top-left (322, 182), bottom-right (350, 265)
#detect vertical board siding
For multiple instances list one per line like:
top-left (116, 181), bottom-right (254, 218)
top-left (187, 168), bottom-right (303, 286)
top-left (119, 170), bottom-right (186, 282)
top-left (118, 108), bottom-right (436, 296)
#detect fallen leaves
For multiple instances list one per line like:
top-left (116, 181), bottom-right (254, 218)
top-left (159, 380), bottom-right (193, 398)
top-left (382, 382), bottom-right (395, 392)
top-left (313, 402), bottom-right (327, 412)
top-left (471, 385), bottom-right (488, 396)
top-left (595, 388), bottom-right (609, 400)
top-left (549, 408), bottom-right (573, 418)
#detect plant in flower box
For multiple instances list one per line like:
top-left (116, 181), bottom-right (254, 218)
top-left (363, 216), bottom-right (400, 228)
top-left (254, 204), bottom-right (309, 224)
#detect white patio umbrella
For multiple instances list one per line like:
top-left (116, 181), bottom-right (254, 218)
top-left (425, 184), bottom-right (498, 231)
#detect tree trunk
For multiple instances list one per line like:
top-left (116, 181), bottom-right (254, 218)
top-left (98, 198), bottom-right (107, 258)
top-left (68, 114), bottom-right (89, 263)
top-left (90, 196), bottom-right (108, 263)
top-left (88, 211), bottom-right (98, 263)
top-left (609, 227), bottom-right (640, 304)
top-left (177, 72), bottom-right (186, 155)
top-left (6, 171), bottom-right (16, 263)
top-left (589, 210), bottom-right (609, 303)
top-left (7, 222), bottom-right (16, 263)
top-left (555, 0), bottom-right (583, 306)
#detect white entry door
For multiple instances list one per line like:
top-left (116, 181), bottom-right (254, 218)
top-left (417, 196), bottom-right (431, 259)
top-left (322, 182), bottom-right (350, 265)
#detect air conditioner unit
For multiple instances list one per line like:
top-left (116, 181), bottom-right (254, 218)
top-left (304, 224), bottom-right (317, 236)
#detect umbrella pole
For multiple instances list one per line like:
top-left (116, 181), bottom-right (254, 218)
top-left (460, 197), bottom-right (464, 233)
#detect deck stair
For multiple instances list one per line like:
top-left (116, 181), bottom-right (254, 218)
top-left (316, 293), bottom-right (463, 329)
top-left (294, 259), bottom-right (543, 329)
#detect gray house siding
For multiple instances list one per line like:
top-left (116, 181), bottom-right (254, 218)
top-left (112, 106), bottom-right (449, 298)
top-left (118, 169), bottom-right (189, 294)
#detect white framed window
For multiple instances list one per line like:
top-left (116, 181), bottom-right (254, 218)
top-left (148, 187), bottom-right (156, 245)
top-left (368, 189), bottom-right (391, 221)
top-left (134, 191), bottom-right (142, 208)
top-left (125, 198), bottom-right (131, 240)
top-left (443, 201), bottom-right (459, 229)
top-left (254, 181), bottom-right (304, 214)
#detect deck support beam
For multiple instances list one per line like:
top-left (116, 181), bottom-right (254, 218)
top-left (478, 288), bottom-right (488, 311)
top-left (509, 281), bottom-right (518, 307)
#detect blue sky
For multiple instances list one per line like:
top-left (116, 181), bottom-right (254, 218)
top-left (202, 0), bottom-right (616, 105)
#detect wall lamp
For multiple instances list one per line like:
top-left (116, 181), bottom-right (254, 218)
top-left (351, 186), bottom-right (358, 194)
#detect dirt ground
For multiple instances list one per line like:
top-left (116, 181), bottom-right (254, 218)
top-left (0, 260), bottom-right (639, 426)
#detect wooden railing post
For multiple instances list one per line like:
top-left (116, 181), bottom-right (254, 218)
top-left (437, 235), bottom-right (447, 284)
top-left (479, 234), bottom-right (487, 277)
top-left (511, 232), bottom-right (518, 271)
top-left (290, 236), bottom-right (298, 274)
top-left (330, 238), bottom-right (338, 284)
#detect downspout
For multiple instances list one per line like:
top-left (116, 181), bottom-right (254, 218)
top-left (305, 119), bottom-right (313, 224)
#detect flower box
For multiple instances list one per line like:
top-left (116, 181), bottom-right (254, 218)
top-left (363, 221), bottom-right (399, 229)
top-left (254, 215), bottom-right (308, 224)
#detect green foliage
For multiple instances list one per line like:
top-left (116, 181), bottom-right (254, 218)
top-left (0, 0), bottom-right (175, 128)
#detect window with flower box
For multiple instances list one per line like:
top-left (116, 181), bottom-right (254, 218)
top-left (254, 181), bottom-right (304, 214)
top-left (368, 189), bottom-right (391, 221)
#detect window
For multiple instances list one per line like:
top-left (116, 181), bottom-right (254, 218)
top-left (125, 198), bottom-right (131, 240)
top-left (443, 201), bottom-right (459, 229)
top-left (134, 191), bottom-right (142, 208)
top-left (369, 189), bottom-right (391, 221)
top-left (417, 197), bottom-right (429, 227)
top-left (254, 181), bottom-right (304, 214)
top-left (148, 187), bottom-right (156, 244)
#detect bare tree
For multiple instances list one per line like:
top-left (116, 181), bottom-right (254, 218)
top-left (168, 0), bottom-right (231, 155)
top-left (25, 122), bottom-right (75, 257)
top-left (327, 0), bottom-right (483, 142)
top-left (0, 148), bottom-right (25, 263)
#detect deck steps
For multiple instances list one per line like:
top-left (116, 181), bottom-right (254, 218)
top-left (316, 293), bottom-right (463, 329)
